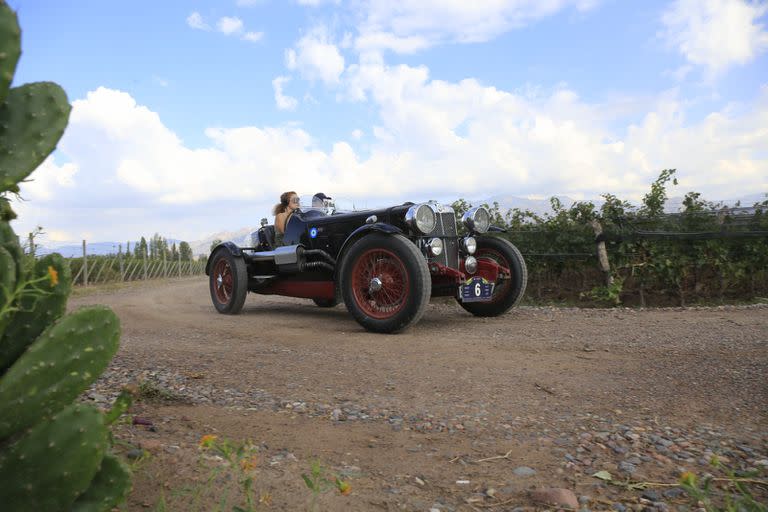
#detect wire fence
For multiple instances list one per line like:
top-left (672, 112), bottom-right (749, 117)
top-left (31, 240), bottom-right (206, 287)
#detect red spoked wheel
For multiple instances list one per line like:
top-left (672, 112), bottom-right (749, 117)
top-left (213, 258), bottom-right (234, 304)
top-left (457, 237), bottom-right (527, 317)
top-left (341, 233), bottom-right (430, 333)
top-left (208, 248), bottom-right (248, 314)
top-left (350, 248), bottom-right (410, 319)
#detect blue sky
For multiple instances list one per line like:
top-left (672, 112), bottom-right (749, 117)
top-left (7, 0), bottom-right (768, 246)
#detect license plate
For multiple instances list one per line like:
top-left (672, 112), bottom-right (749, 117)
top-left (460, 276), bottom-right (494, 302)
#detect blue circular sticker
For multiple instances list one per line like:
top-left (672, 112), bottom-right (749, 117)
top-left (309, 227), bottom-right (318, 238)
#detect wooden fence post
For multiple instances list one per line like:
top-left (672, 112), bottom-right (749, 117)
top-left (82, 240), bottom-right (88, 287)
top-left (118, 243), bottom-right (124, 281)
top-left (590, 219), bottom-right (613, 287)
top-left (143, 246), bottom-right (148, 280)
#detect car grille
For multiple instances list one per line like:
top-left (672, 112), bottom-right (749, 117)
top-left (436, 212), bottom-right (457, 236)
top-left (429, 213), bottom-right (459, 269)
top-left (441, 237), bottom-right (459, 269)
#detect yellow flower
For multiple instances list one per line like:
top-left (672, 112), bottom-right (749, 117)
top-left (199, 434), bottom-right (218, 449)
top-left (47, 265), bottom-right (59, 287)
top-left (259, 491), bottom-right (272, 506)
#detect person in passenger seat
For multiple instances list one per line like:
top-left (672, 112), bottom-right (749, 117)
top-left (273, 191), bottom-right (299, 235)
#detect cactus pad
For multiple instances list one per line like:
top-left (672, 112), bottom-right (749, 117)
top-left (0, 253), bottom-right (72, 371)
top-left (0, 306), bottom-right (120, 439)
top-left (70, 453), bottom-right (132, 512)
top-left (0, 403), bottom-right (107, 511)
top-left (0, 221), bottom-right (22, 281)
top-left (0, 2), bottom-right (20, 103)
top-left (0, 81), bottom-right (71, 193)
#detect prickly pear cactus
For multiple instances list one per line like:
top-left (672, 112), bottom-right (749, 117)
top-left (0, 3), bottom-right (132, 510)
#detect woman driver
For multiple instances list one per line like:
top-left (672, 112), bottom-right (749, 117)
top-left (273, 191), bottom-right (299, 235)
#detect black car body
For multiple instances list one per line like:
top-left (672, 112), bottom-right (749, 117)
top-left (206, 199), bottom-right (527, 333)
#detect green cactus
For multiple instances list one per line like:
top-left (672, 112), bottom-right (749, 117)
top-left (0, 306), bottom-right (120, 439)
top-left (0, 3), bottom-right (131, 510)
top-left (0, 245), bottom-right (14, 335)
top-left (70, 453), bottom-right (132, 512)
top-left (0, 220), bottom-right (22, 281)
top-left (0, 2), bottom-right (20, 103)
top-left (0, 253), bottom-right (71, 371)
top-left (0, 82), bottom-right (71, 193)
top-left (0, 403), bottom-right (108, 511)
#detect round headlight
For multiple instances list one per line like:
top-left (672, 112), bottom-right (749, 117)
top-left (428, 237), bottom-right (443, 256)
top-left (464, 255), bottom-right (478, 274)
top-left (406, 204), bottom-right (436, 234)
top-left (462, 236), bottom-right (477, 254)
top-left (462, 206), bottom-right (490, 233)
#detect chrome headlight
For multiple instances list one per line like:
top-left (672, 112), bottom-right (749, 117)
top-left (427, 237), bottom-right (443, 256)
top-left (462, 236), bottom-right (477, 254)
top-left (464, 255), bottom-right (478, 274)
top-left (462, 206), bottom-right (490, 233)
top-left (405, 203), bottom-right (436, 235)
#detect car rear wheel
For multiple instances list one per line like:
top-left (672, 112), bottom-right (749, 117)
top-left (209, 249), bottom-right (248, 314)
top-left (457, 237), bottom-right (527, 317)
top-left (341, 233), bottom-right (430, 333)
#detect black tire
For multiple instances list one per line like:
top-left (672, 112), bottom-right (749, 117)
top-left (340, 233), bottom-right (430, 333)
top-left (209, 249), bottom-right (248, 314)
top-left (457, 237), bottom-right (527, 317)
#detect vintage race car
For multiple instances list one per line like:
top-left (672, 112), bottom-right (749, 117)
top-left (206, 196), bottom-right (527, 333)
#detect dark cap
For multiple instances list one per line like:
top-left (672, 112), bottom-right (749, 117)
top-left (313, 192), bottom-right (331, 200)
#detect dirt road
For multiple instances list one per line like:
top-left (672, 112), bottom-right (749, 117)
top-left (72, 278), bottom-right (768, 511)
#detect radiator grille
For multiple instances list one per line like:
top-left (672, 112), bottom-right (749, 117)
top-left (436, 212), bottom-right (457, 236)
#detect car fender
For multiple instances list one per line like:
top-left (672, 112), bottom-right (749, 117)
top-left (205, 242), bottom-right (244, 275)
top-left (334, 223), bottom-right (403, 278)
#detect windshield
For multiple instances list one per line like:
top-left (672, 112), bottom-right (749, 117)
top-left (294, 194), bottom-right (373, 215)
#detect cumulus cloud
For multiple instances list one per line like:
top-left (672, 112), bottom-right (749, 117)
top-left (217, 16), bottom-right (244, 35)
top-left (17, 83), bottom-right (766, 220)
top-left (354, 0), bottom-right (600, 53)
top-left (661, 0), bottom-right (768, 75)
top-left (186, 12), bottom-right (210, 31)
top-left (285, 26), bottom-right (345, 84)
top-left (273, 76), bottom-right (298, 110)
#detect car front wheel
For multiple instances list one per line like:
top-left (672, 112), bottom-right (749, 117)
top-left (340, 233), bottom-right (430, 333)
top-left (209, 249), bottom-right (248, 314)
top-left (458, 237), bottom-right (527, 317)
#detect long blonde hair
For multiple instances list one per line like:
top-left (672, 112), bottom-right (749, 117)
top-left (273, 191), bottom-right (297, 215)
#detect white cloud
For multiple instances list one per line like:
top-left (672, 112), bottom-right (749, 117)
top-left (21, 156), bottom-right (78, 201)
top-left (354, 0), bottom-right (600, 53)
top-left (351, 129), bottom-right (364, 140)
top-left (242, 31), bottom-right (264, 42)
top-left (273, 76), bottom-right (298, 110)
top-left (285, 26), bottom-right (345, 84)
top-left (661, 0), bottom-right (768, 75)
top-left (186, 11), bottom-right (210, 31)
top-left (13, 82), bottom-right (766, 242)
top-left (217, 16), bottom-right (244, 35)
